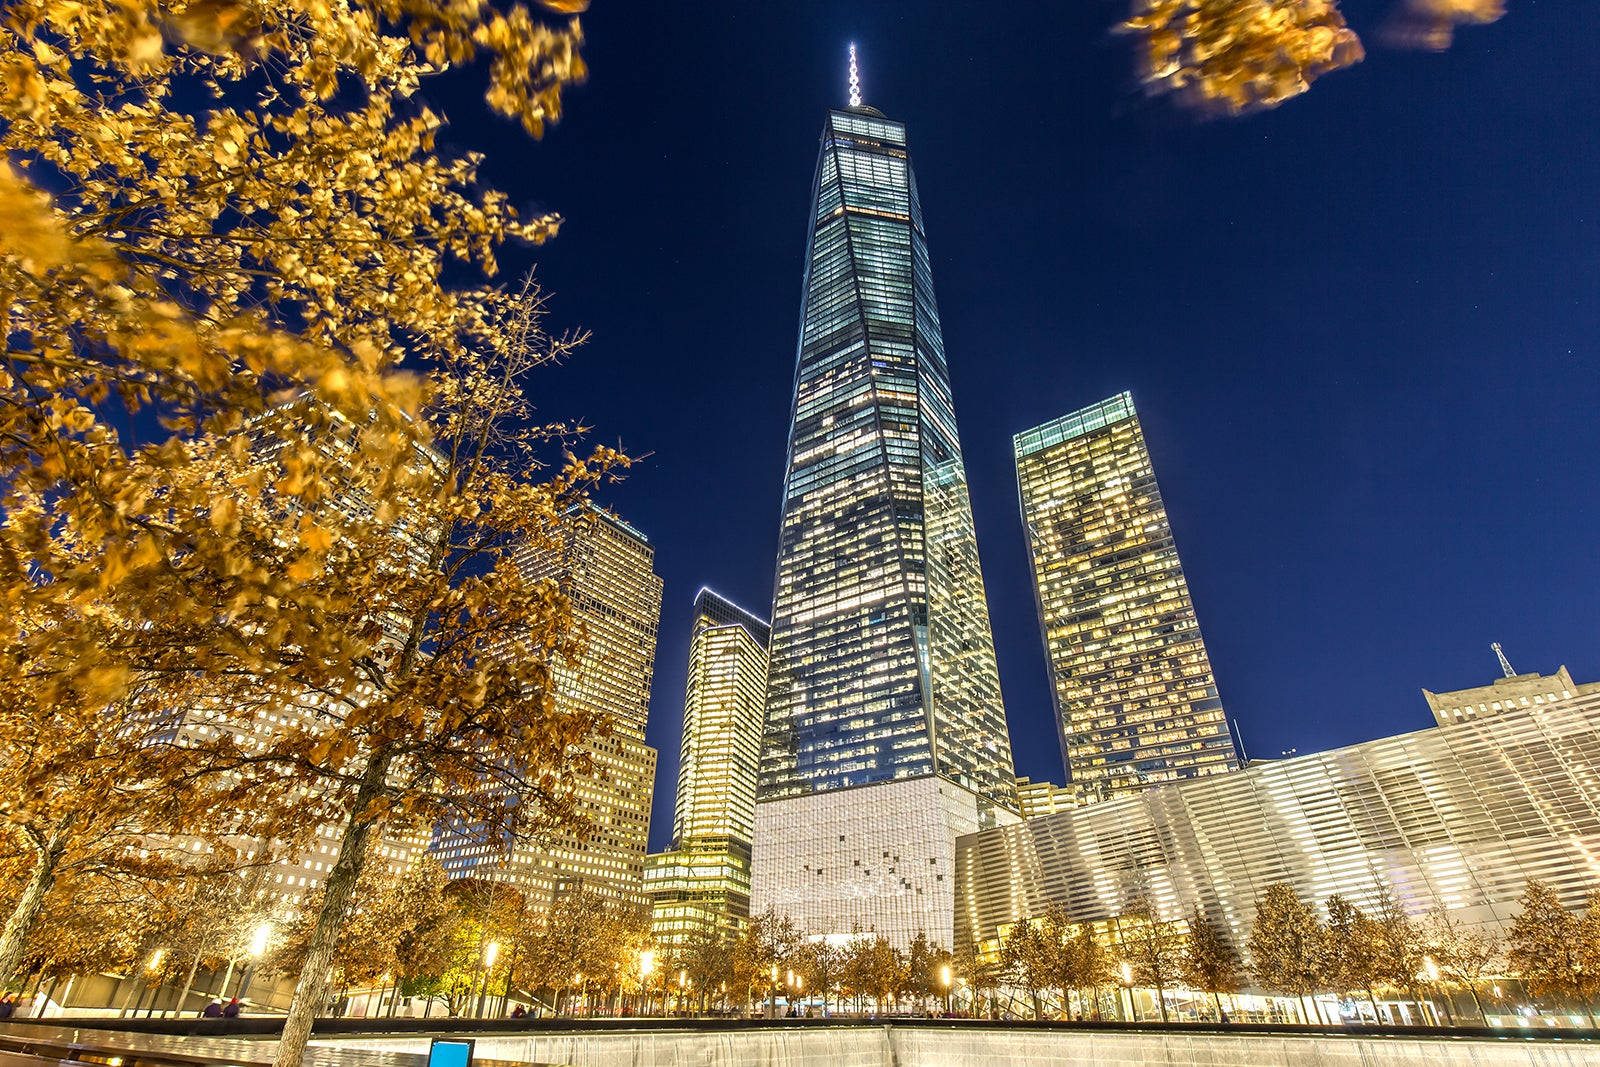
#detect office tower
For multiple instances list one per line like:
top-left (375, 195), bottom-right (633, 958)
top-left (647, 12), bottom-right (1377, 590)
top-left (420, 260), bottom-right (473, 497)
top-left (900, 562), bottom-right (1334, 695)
top-left (1014, 392), bottom-right (1238, 802)
top-left (957, 679), bottom-right (1600, 961)
top-left (750, 75), bottom-right (1018, 948)
top-left (436, 507), bottom-right (662, 911)
top-left (644, 589), bottom-right (770, 947)
top-left (1013, 777), bottom-right (1077, 820)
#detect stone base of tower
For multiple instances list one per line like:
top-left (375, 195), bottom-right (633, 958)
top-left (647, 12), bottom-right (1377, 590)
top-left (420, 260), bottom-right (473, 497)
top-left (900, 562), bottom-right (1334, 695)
top-left (749, 776), bottom-right (1017, 950)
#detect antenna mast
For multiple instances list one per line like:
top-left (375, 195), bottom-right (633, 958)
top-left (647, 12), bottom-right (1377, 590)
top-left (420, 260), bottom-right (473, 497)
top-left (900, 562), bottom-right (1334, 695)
top-left (1492, 642), bottom-right (1516, 679)
top-left (847, 43), bottom-right (862, 107)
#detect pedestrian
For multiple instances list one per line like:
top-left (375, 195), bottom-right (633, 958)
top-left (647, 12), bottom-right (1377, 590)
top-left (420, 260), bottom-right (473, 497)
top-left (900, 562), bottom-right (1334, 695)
top-left (202, 1000), bottom-right (222, 1018)
top-left (222, 997), bottom-right (241, 1018)
top-left (0, 993), bottom-right (15, 1019)
top-left (510, 1005), bottom-right (525, 1019)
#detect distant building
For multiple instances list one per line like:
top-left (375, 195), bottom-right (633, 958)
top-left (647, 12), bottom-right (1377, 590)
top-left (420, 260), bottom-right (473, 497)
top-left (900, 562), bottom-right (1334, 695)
top-left (1013, 392), bottom-right (1238, 803)
top-left (957, 677), bottom-right (1600, 959)
top-left (1424, 664), bottom-right (1598, 726)
top-left (435, 507), bottom-right (662, 912)
top-left (645, 589), bottom-right (770, 947)
top-left (1014, 777), bottom-right (1077, 820)
top-left (751, 91), bottom-right (1018, 949)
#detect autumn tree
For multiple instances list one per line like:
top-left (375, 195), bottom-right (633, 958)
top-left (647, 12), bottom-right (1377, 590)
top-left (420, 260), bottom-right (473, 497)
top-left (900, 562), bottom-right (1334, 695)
top-left (1424, 909), bottom-right (1500, 1025)
top-left (1508, 880), bottom-right (1589, 1023)
top-left (0, 0), bottom-right (624, 1058)
top-left (1366, 887), bottom-right (1430, 1024)
top-left (737, 908), bottom-right (800, 1015)
top-left (525, 890), bottom-right (614, 1014)
top-left (1248, 883), bottom-right (1323, 1022)
top-left (903, 931), bottom-right (942, 1011)
top-left (795, 939), bottom-right (843, 1015)
top-left (1123, 0), bottom-right (1366, 117)
top-left (1319, 894), bottom-right (1378, 1018)
top-left (952, 938), bottom-right (1001, 1018)
top-left (1180, 905), bottom-right (1241, 1022)
top-left (675, 926), bottom-right (735, 1012)
top-left (1118, 895), bottom-right (1187, 1022)
top-left (1066, 924), bottom-right (1115, 1021)
top-left (1000, 919), bottom-right (1054, 1019)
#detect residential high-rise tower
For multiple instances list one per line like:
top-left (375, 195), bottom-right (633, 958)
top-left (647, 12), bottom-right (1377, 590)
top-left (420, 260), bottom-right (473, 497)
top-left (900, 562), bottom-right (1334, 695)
top-left (644, 589), bottom-right (770, 946)
top-left (1014, 392), bottom-right (1238, 802)
top-left (751, 75), bottom-right (1018, 947)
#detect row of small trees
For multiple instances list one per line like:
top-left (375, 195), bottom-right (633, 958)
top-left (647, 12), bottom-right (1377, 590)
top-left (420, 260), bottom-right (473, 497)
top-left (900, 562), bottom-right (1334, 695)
top-left (988, 879), bottom-right (1600, 1026)
top-left (657, 911), bottom-right (955, 1016)
top-left (0, 856), bottom-right (658, 1020)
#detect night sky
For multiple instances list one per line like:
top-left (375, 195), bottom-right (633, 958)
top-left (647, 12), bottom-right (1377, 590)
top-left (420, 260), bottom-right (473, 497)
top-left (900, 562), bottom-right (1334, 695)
top-left (441, 2), bottom-right (1600, 851)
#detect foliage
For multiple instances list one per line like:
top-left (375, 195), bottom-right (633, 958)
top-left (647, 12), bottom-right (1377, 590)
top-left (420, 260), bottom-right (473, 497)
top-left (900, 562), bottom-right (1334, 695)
top-left (1382, 0), bottom-right (1505, 51)
top-left (1423, 907), bottom-right (1499, 1023)
top-left (795, 939), bottom-right (843, 1012)
top-left (841, 933), bottom-right (901, 1011)
top-left (736, 908), bottom-right (800, 1008)
top-left (1248, 883), bottom-right (1323, 1012)
top-left (1118, 894), bottom-right (1187, 1022)
top-left (999, 918), bottom-right (1053, 1018)
top-left (1179, 905), bottom-right (1240, 1015)
top-left (1507, 880), bottom-right (1583, 1003)
top-left (269, 858), bottom-right (454, 990)
top-left (0, 0), bottom-right (626, 1057)
top-left (1364, 886), bottom-right (1427, 1009)
top-left (1317, 894), bottom-right (1375, 1003)
top-left (1123, 0), bottom-right (1365, 116)
top-left (952, 938), bottom-right (1001, 1016)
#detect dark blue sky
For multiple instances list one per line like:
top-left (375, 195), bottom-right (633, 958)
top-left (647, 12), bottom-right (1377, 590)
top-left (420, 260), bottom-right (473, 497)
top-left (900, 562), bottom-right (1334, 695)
top-left (450, 2), bottom-right (1599, 850)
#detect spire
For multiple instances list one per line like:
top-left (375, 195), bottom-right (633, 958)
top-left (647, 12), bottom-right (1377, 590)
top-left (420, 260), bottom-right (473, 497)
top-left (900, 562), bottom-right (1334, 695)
top-left (1492, 642), bottom-right (1516, 679)
top-left (847, 43), bottom-right (862, 107)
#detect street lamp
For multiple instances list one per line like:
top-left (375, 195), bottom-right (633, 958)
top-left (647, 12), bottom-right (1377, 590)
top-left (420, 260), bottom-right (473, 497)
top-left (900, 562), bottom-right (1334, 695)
top-left (1120, 961), bottom-right (1138, 1023)
top-left (637, 949), bottom-right (656, 1016)
top-left (939, 963), bottom-right (952, 1015)
top-left (475, 941), bottom-right (500, 1018)
top-left (231, 923), bottom-right (272, 1013)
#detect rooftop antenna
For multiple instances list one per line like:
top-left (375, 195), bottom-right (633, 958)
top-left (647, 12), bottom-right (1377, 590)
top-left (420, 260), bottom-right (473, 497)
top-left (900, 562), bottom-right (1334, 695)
top-left (1492, 642), bottom-right (1516, 679)
top-left (847, 43), bottom-right (862, 107)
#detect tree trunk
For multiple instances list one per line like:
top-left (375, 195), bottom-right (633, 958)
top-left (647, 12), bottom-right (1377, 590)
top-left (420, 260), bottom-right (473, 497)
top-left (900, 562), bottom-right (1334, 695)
top-left (1366, 985), bottom-right (1380, 1023)
top-left (1156, 978), bottom-right (1168, 1022)
top-left (173, 949), bottom-right (204, 1019)
top-left (0, 820), bottom-right (70, 986)
top-left (1212, 991), bottom-right (1223, 1023)
top-left (36, 976), bottom-right (59, 1018)
top-left (271, 748), bottom-right (390, 1067)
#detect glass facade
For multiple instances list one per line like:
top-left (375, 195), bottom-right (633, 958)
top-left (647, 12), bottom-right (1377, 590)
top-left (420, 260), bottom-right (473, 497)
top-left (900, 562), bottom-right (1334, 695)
top-left (435, 507), bottom-right (662, 911)
top-left (760, 107), bottom-right (1015, 807)
top-left (751, 105), bottom-right (1018, 948)
top-left (956, 685), bottom-right (1600, 959)
top-left (1014, 392), bottom-right (1238, 801)
top-left (646, 589), bottom-right (769, 946)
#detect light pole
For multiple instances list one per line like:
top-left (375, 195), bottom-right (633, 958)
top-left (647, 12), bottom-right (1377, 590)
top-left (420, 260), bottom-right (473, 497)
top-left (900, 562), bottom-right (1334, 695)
top-left (138, 949), bottom-right (166, 1018)
top-left (637, 949), bottom-right (655, 1017)
top-left (939, 963), bottom-right (952, 1015)
top-left (475, 941), bottom-right (500, 1018)
top-left (234, 923), bottom-right (271, 1013)
top-left (1121, 961), bottom-right (1137, 1023)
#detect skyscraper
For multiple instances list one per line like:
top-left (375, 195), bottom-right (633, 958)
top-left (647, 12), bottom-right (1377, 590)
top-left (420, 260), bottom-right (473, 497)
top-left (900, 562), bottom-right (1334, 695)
top-left (644, 589), bottom-right (769, 946)
top-left (750, 71), bottom-right (1017, 948)
top-left (1014, 392), bottom-right (1238, 802)
top-left (435, 507), bottom-right (662, 911)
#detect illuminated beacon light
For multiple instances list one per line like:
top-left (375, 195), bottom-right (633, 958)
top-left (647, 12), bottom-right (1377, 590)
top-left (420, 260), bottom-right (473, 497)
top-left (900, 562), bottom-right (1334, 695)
top-left (848, 43), bottom-right (862, 107)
